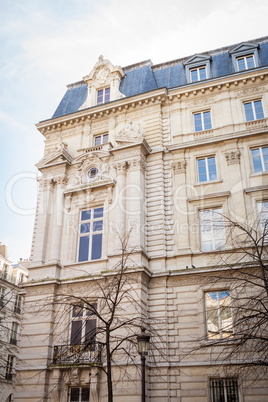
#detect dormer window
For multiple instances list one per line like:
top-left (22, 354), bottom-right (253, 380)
top-left (229, 42), bottom-right (259, 72)
top-left (94, 134), bottom-right (108, 146)
top-left (97, 87), bottom-right (110, 105)
top-left (183, 54), bottom-right (211, 84)
top-left (190, 66), bottom-right (207, 82)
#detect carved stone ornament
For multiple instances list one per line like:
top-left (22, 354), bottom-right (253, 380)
top-left (171, 160), bottom-right (187, 174)
top-left (54, 136), bottom-right (68, 152)
top-left (94, 65), bottom-right (111, 84)
top-left (83, 123), bottom-right (91, 136)
top-left (225, 150), bottom-right (241, 165)
top-left (74, 152), bottom-right (114, 185)
top-left (115, 120), bottom-right (144, 145)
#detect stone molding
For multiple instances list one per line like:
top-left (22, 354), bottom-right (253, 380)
top-left (225, 150), bottom-right (241, 165)
top-left (171, 160), bottom-right (186, 174)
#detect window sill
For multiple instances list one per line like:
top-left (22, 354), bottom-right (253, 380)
top-left (194, 179), bottom-right (223, 187)
top-left (249, 171), bottom-right (268, 178)
top-left (65, 258), bottom-right (108, 267)
top-left (200, 337), bottom-right (238, 347)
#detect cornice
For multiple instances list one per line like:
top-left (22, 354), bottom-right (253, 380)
top-left (111, 138), bottom-right (151, 156)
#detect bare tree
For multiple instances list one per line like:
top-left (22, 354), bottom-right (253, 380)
top-left (186, 209), bottom-right (268, 379)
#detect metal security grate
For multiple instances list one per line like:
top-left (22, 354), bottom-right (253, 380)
top-left (210, 378), bottom-right (239, 402)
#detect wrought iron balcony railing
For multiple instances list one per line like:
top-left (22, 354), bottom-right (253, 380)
top-left (53, 343), bottom-right (103, 365)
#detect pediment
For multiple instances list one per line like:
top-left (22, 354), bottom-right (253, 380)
top-left (114, 121), bottom-right (144, 146)
top-left (183, 54), bottom-right (211, 66)
top-left (83, 55), bottom-right (125, 86)
top-left (36, 148), bottom-right (73, 170)
top-left (229, 42), bottom-right (259, 54)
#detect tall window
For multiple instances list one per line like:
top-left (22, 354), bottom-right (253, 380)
top-left (190, 66), bottom-right (207, 82)
top-left (94, 134), bottom-right (109, 146)
top-left (69, 387), bottom-right (90, 402)
top-left (0, 286), bottom-right (5, 307)
top-left (97, 88), bottom-right (110, 104)
top-left (6, 355), bottom-right (14, 381)
top-left (194, 111), bottom-right (212, 132)
top-left (258, 201), bottom-right (268, 236)
top-left (205, 291), bottom-right (233, 339)
top-left (70, 304), bottom-right (96, 350)
top-left (10, 322), bottom-right (19, 345)
top-left (199, 208), bottom-right (225, 251)
top-left (210, 378), bottom-right (239, 402)
top-left (14, 294), bottom-right (22, 314)
top-left (78, 207), bottom-right (103, 262)
top-left (197, 157), bottom-right (217, 182)
top-left (236, 54), bottom-right (255, 71)
top-left (244, 100), bottom-right (264, 121)
top-left (251, 146), bottom-right (268, 173)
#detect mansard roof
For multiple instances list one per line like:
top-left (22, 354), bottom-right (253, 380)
top-left (52, 36), bottom-right (268, 119)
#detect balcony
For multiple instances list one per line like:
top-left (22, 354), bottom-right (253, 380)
top-left (53, 343), bottom-right (103, 365)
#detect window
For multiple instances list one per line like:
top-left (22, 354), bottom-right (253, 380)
top-left (199, 208), bottom-right (225, 251)
top-left (97, 87), bottom-right (110, 105)
top-left (190, 66), bottom-right (207, 82)
top-left (87, 167), bottom-right (98, 179)
top-left (6, 355), bottom-right (14, 381)
top-left (258, 201), bottom-right (268, 236)
top-left (251, 146), bottom-right (268, 173)
top-left (236, 54), bottom-right (255, 71)
top-left (194, 111), bottom-right (212, 132)
top-left (14, 294), bottom-right (22, 314)
top-left (0, 286), bottom-right (5, 307)
top-left (210, 378), bottom-right (239, 402)
top-left (198, 157), bottom-right (217, 182)
top-left (69, 387), bottom-right (90, 402)
top-left (10, 322), bottom-right (19, 345)
top-left (78, 207), bottom-right (103, 262)
top-left (70, 304), bottom-right (96, 350)
top-left (205, 291), bottom-right (233, 339)
top-left (244, 100), bottom-right (264, 121)
top-left (94, 134), bottom-right (109, 146)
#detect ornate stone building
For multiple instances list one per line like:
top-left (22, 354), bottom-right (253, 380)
top-left (0, 244), bottom-right (28, 402)
top-left (14, 37), bottom-right (268, 401)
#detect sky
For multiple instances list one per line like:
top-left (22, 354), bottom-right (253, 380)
top-left (0, 0), bottom-right (267, 262)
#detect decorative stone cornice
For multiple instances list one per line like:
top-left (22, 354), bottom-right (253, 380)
top-left (114, 161), bottom-right (128, 174)
top-left (128, 157), bottom-right (146, 172)
top-left (225, 150), bottom-right (241, 165)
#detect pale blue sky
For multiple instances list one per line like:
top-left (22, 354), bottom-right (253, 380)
top-left (1, 0), bottom-right (267, 262)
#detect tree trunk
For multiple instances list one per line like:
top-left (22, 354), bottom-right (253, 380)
top-left (106, 328), bottom-right (113, 402)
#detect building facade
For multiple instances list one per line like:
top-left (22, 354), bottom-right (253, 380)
top-left (14, 37), bottom-right (268, 401)
top-left (0, 244), bottom-right (28, 402)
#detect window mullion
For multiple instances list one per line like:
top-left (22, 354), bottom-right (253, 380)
top-left (260, 148), bottom-right (265, 171)
top-left (217, 293), bottom-right (222, 338)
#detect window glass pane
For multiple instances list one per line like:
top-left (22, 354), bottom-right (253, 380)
top-left (81, 210), bottom-right (91, 221)
top-left (199, 67), bottom-right (206, 80)
top-left (93, 220), bottom-right (103, 232)
top-left (85, 319), bottom-right (96, 349)
top-left (254, 100), bottom-right (264, 119)
top-left (244, 102), bottom-right (254, 121)
top-left (203, 111), bottom-right (212, 129)
top-left (103, 134), bottom-right (109, 143)
top-left (70, 388), bottom-right (80, 402)
top-left (208, 157), bottom-right (217, 180)
top-left (72, 305), bottom-right (83, 317)
top-left (94, 207), bottom-right (104, 218)
top-left (190, 69), bottom-right (198, 82)
top-left (94, 136), bottom-right (101, 145)
top-left (78, 236), bottom-right (89, 262)
top-left (251, 148), bottom-right (263, 172)
top-left (194, 114), bottom-right (202, 131)
top-left (91, 234), bottom-right (102, 260)
top-left (237, 57), bottom-right (246, 71)
top-left (80, 223), bottom-right (90, 234)
top-left (104, 87), bottom-right (110, 102)
top-left (81, 388), bottom-right (90, 402)
top-left (70, 320), bottom-right (82, 345)
top-left (246, 55), bottom-right (255, 69)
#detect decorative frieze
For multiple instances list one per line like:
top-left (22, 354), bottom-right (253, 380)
top-left (225, 150), bottom-right (241, 165)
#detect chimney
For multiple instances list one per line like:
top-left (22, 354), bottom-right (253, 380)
top-left (0, 244), bottom-right (8, 259)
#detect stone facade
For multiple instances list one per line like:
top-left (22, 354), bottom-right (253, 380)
top-left (0, 245), bottom-right (28, 402)
top-left (14, 38), bottom-right (268, 401)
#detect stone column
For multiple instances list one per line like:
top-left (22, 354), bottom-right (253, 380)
top-left (112, 161), bottom-right (127, 252)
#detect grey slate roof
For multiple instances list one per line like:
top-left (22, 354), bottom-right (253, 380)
top-left (52, 38), bottom-right (268, 119)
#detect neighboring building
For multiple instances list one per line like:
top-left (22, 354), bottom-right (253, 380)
top-left (14, 37), bottom-right (268, 401)
top-left (0, 244), bottom-right (28, 402)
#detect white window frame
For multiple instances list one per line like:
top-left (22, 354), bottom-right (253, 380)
top-left (78, 207), bottom-right (104, 262)
top-left (68, 387), bottom-right (90, 402)
top-left (199, 208), bottom-right (225, 251)
top-left (70, 303), bottom-right (97, 347)
top-left (258, 201), bottom-right (268, 238)
top-left (0, 286), bottom-right (5, 307)
top-left (190, 65), bottom-right (207, 82)
top-left (236, 54), bottom-right (255, 71)
top-left (197, 156), bottom-right (217, 182)
top-left (244, 100), bottom-right (264, 121)
top-left (251, 146), bottom-right (268, 173)
top-left (94, 133), bottom-right (109, 146)
top-left (210, 378), bottom-right (239, 402)
top-left (205, 290), bottom-right (233, 340)
top-left (229, 42), bottom-right (259, 72)
top-left (6, 355), bottom-right (14, 381)
top-left (10, 322), bottom-right (19, 344)
top-left (97, 87), bottom-right (110, 105)
top-left (194, 111), bottom-right (212, 132)
top-left (14, 294), bottom-right (22, 314)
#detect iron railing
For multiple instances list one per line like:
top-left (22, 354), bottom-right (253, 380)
top-left (53, 343), bottom-right (103, 365)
